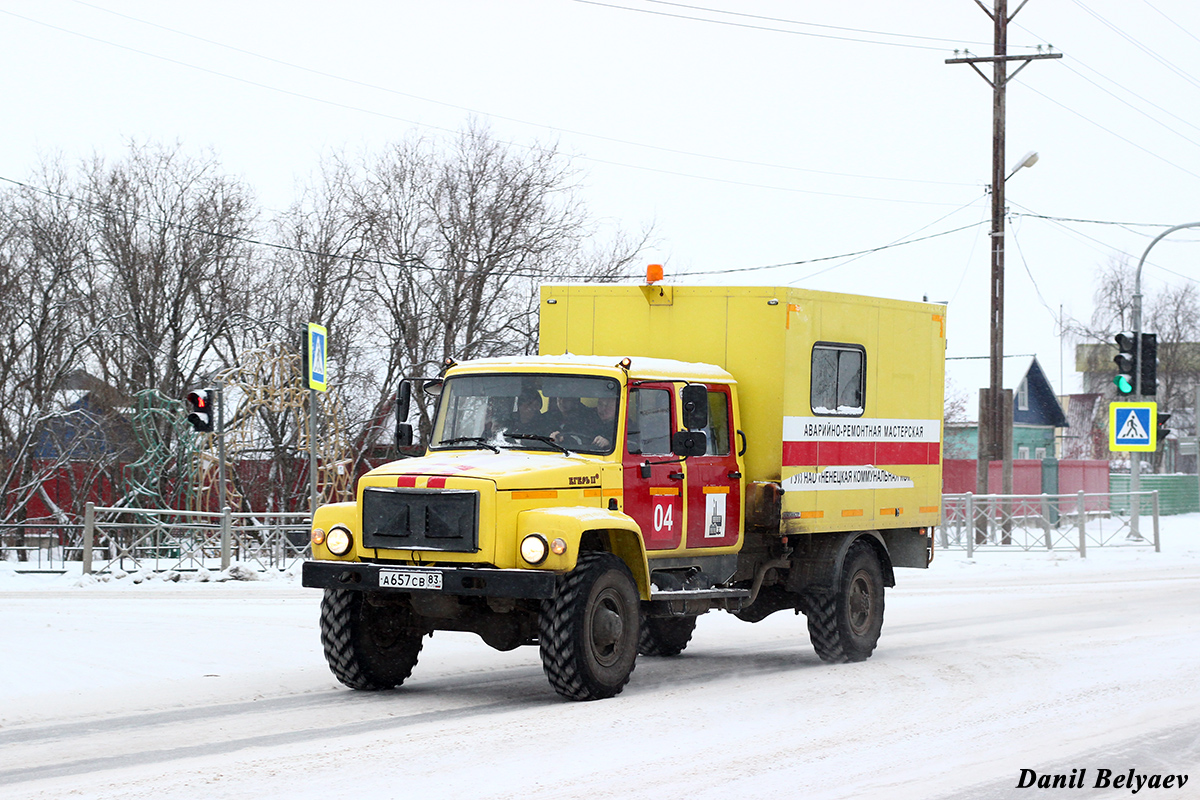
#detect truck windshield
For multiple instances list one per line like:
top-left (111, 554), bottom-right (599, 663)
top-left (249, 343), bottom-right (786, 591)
top-left (431, 373), bottom-right (621, 455)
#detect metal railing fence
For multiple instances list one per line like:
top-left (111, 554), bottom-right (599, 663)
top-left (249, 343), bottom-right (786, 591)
top-left (0, 504), bottom-right (310, 574)
top-left (1, 491), bottom-right (1167, 574)
top-left (936, 490), bottom-right (1160, 556)
top-left (0, 523), bottom-right (81, 572)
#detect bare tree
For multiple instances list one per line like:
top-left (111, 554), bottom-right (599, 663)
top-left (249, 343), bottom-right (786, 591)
top-left (80, 141), bottom-right (258, 397)
top-left (1071, 257), bottom-right (1200, 470)
top-left (0, 165), bottom-right (110, 538)
top-left (348, 123), bottom-right (650, 440)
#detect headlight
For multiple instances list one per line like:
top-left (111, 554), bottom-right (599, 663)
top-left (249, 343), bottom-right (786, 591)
top-left (326, 526), bottom-right (353, 556)
top-left (310, 528), bottom-right (326, 546)
top-left (520, 534), bottom-right (549, 565)
top-left (550, 537), bottom-right (567, 556)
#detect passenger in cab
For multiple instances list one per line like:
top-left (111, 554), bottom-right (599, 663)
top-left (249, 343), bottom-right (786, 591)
top-left (552, 396), bottom-right (617, 450)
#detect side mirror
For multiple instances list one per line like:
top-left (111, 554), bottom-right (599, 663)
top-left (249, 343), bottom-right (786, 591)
top-left (395, 383), bottom-right (415, 450)
top-left (396, 380), bottom-right (412, 421)
top-left (681, 384), bottom-right (708, 431)
top-left (672, 430), bottom-right (707, 458)
top-left (395, 423), bottom-right (414, 448)
top-left (422, 379), bottom-right (444, 398)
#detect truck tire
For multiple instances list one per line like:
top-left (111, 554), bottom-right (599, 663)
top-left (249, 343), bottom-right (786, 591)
top-left (539, 552), bottom-right (640, 700)
top-left (639, 614), bottom-right (697, 657)
top-left (320, 588), bottom-right (425, 690)
top-left (806, 540), bottom-right (884, 663)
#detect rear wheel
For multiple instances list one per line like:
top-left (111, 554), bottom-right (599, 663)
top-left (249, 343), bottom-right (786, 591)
top-left (806, 541), bottom-right (885, 663)
top-left (539, 552), bottom-right (640, 700)
top-left (320, 588), bottom-right (425, 690)
top-left (639, 614), bottom-right (697, 657)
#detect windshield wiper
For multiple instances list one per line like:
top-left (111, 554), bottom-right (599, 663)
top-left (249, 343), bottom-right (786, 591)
top-left (441, 436), bottom-right (500, 453)
top-left (505, 432), bottom-right (571, 456)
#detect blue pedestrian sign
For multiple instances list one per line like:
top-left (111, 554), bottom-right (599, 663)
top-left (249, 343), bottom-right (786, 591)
top-left (306, 322), bottom-right (328, 392)
top-left (1109, 401), bottom-right (1156, 452)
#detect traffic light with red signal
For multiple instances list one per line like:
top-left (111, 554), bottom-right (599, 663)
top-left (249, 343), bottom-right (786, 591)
top-left (185, 388), bottom-right (215, 432)
top-left (1156, 412), bottom-right (1171, 447)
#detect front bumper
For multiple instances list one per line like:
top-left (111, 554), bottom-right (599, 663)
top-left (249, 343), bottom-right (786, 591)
top-left (302, 560), bottom-right (558, 599)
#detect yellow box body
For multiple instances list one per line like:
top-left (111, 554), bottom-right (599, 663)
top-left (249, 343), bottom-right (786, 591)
top-left (538, 284), bottom-right (946, 535)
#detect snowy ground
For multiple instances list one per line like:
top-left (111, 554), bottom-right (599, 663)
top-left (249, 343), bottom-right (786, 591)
top-left (2, 517), bottom-right (1199, 800)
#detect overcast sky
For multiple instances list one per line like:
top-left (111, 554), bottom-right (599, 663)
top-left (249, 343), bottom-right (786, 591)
top-left (3, 0), bottom-right (1198, 395)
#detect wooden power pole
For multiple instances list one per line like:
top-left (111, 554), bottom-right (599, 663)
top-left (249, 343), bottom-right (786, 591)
top-left (947, 1), bottom-right (1060, 505)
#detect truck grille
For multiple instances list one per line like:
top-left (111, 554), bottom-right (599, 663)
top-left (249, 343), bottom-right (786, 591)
top-left (362, 487), bottom-right (480, 553)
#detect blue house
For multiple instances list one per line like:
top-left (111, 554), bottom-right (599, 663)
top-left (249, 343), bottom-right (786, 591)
top-left (944, 356), bottom-right (1068, 460)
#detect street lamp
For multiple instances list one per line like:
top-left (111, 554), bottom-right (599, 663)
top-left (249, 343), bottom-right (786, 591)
top-left (1007, 150), bottom-right (1039, 180)
top-left (1127, 221), bottom-right (1200, 538)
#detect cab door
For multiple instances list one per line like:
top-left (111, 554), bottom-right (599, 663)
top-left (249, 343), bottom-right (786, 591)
top-left (685, 384), bottom-right (742, 549)
top-left (621, 384), bottom-right (683, 551)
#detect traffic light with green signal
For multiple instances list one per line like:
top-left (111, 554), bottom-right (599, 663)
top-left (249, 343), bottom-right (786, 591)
top-left (1113, 332), bottom-right (1138, 396)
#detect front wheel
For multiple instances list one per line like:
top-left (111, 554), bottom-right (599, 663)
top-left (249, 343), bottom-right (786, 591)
top-left (320, 588), bottom-right (426, 690)
top-left (539, 552), bottom-right (641, 700)
top-left (806, 540), bottom-right (885, 663)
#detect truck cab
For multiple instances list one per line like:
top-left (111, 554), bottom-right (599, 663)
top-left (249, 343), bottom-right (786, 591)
top-left (304, 356), bottom-right (757, 699)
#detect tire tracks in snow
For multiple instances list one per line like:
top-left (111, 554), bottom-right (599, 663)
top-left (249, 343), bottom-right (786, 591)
top-left (0, 667), bottom-right (557, 785)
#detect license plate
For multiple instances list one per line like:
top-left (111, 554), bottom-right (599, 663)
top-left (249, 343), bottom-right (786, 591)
top-left (378, 569), bottom-right (442, 590)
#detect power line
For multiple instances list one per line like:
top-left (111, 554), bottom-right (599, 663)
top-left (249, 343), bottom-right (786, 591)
top-left (0, 173), bottom-right (987, 283)
top-left (1055, 63), bottom-right (1200, 152)
top-left (571, 0), bottom-right (953, 51)
top-left (1069, 0), bottom-right (1200, 93)
top-left (1009, 223), bottom-right (1065, 325)
top-left (2, 7), bottom-right (973, 204)
top-left (1011, 201), bottom-right (1140, 261)
top-left (1013, 20), bottom-right (1200, 138)
top-left (1010, 201), bottom-right (1200, 286)
top-left (638, 0), bottom-right (1022, 49)
top-left (1065, 60), bottom-right (1200, 137)
top-left (949, 200), bottom-right (992, 305)
top-left (0, 174), bottom-right (631, 280)
top-left (60, 0), bottom-right (975, 189)
top-left (1141, 0), bottom-right (1200, 45)
top-left (1020, 82), bottom-right (1200, 181)
top-left (1011, 211), bottom-right (1186, 231)
top-left (947, 354), bottom-right (1037, 360)
top-left (788, 193), bottom-right (989, 284)
top-left (574, 151), bottom-right (974, 205)
top-left (678, 219), bottom-right (989, 278)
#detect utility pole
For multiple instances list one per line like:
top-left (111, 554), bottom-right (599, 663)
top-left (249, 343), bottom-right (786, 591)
top-left (947, 1), bottom-right (1061, 506)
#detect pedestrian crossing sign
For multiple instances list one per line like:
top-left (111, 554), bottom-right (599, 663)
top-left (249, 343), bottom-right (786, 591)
top-left (1109, 401), bottom-right (1156, 452)
top-left (306, 322), bottom-right (328, 392)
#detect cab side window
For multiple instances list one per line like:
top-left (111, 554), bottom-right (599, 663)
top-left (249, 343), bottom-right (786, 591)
top-left (811, 343), bottom-right (865, 417)
top-left (626, 388), bottom-right (672, 455)
top-left (705, 389), bottom-right (731, 455)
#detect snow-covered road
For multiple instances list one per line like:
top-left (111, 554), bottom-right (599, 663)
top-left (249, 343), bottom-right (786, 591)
top-left (2, 521), bottom-right (1198, 800)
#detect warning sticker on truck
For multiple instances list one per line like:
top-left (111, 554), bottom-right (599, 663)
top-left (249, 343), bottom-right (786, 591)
top-left (704, 492), bottom-right (727, 537)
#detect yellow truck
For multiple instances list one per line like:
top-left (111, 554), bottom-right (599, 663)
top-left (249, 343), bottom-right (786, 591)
top-left (303, 281), bottom-right (946, 700)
